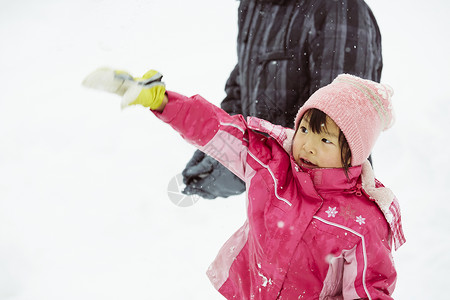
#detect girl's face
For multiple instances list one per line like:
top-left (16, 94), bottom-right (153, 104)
top-left (292, 114), bottom-right (343, 169)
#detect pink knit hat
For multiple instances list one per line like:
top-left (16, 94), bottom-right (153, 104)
top-left (295, 74), bottom-right (394, 166)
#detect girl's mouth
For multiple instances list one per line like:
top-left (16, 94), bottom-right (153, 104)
top-left (300, 158), bottom-right (318, 168)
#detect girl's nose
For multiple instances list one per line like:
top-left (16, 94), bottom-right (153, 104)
top-left (303, 139), bottom-right (316, 154)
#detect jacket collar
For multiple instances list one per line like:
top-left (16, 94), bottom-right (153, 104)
top-left (298, 164), bottom-right (362, 194)
top-left (247, 116), bottom-right (361, 191)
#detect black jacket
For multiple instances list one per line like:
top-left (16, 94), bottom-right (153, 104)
top-left (221, 0), bottom-right (382, 127)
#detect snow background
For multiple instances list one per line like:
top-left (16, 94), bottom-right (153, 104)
top-left (1, 0), bottom-right (449, 299)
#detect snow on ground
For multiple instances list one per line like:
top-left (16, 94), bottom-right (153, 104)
top-left (0, 0), bottom-right (449, 299)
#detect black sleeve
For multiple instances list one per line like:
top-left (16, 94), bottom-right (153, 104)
top-left (220, 64), bottom-right (242, 115)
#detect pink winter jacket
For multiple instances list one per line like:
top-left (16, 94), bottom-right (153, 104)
top-left (155, 91), bottom-right (406, 300)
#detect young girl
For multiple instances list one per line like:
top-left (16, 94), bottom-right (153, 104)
top-left (83, 69), bottom-right (405, 299)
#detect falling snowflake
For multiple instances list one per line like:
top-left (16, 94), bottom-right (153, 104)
top-left (326, 207), bottom-right (338, 218)
top-left (355, 215), bottom-right (366, 225)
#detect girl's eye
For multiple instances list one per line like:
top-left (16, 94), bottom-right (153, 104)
top-left (322, 138), bottom-right (332, 144)
top-left (300, 126), bottom-right (308, 134)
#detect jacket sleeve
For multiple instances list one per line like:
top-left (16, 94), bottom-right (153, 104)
top-left (220, 64), bottom-right (242, 115)
top-left (342, 231), bottom-right (397, 299)
top-left (154, 91), bottom-right (254, 181)
top-left (308, 0), bottom-right (383, 93)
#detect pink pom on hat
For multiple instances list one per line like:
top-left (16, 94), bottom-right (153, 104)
top-left (295, 74), bottom-right (394, 166)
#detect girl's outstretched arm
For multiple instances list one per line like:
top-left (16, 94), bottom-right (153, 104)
top-left (153, 91), bottom-right (250, 181)
top-left (82, 68), bottom-right (283, 183)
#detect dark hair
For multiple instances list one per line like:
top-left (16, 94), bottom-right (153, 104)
top-left (298, 108), bottom-right (352, 176)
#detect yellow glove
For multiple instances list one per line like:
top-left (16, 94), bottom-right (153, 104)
top-left (82, 67), bottom-right (166, 109)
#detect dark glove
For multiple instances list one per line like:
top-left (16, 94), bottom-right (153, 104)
top-left (182, 150), bottom-right (246, 199)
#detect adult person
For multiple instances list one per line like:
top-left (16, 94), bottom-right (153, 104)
top-left (182, 0), bottom-right (382, 199)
